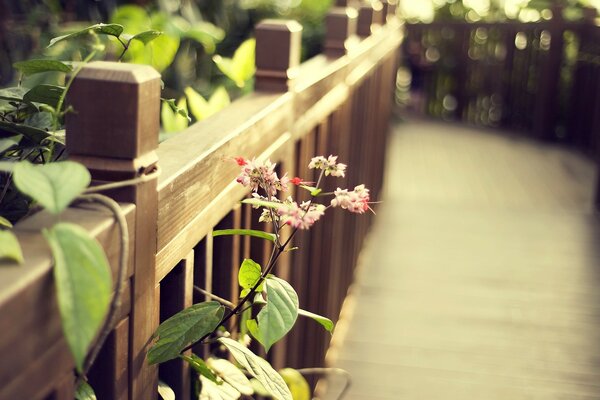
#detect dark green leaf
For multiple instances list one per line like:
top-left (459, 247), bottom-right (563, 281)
top-left (238, 259), bottom-right (262, 290)
top-left (0, 121), bottom-right (51, 144)
top-left (14, 60), bottom-right (72, 76)
top-left (23, 84), bottom-right (64, 109)
top-left (246, 277), bottom-right (298, 352)
top-left (129, 30), bottom-right (163, 45)
top-left (218, 337), bottom-right (292, 400)
top-left (213, 229), bottom-right (277, 243)
top-left (44, 223), bottom-right (112, 372)
top-left (0, 230), bottom-right (23, 264)
top-left (48, 23), bottom-right (124, 47)
top-left (75, 380), bottom-right (97, 400)
top-left (24, 111), bottom-right (53, 130)
top-left (181, 354), bottom-right (219, 383)
top-left (208, 357), bottom-right (253, 395)
top-left (148, 301), bottom-right (224, 364)
top-left (298, 309), bottom-right (334, 333)
top-left (0, 87), bottom-right (28, 103)
top-left (13, 161), bottom-right (90, 214)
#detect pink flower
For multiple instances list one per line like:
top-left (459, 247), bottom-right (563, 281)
top-left (236, 158), bottom-right (283, 196)
top-left (277, 201), bottom-right (325, 230)
top-left (290, 177), bottom-right (305, 186)
top-left (331, 184), bottom-right (370, 214)
top-left (308, 155), bottom-right (346, 177)
top-left (234, 156), bottom-right (247, 166)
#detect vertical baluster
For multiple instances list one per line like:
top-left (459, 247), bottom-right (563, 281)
top-left (67, 61), bottom-right (161, 400)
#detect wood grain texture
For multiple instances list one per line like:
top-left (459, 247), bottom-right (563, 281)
top-left (323, 120), bottom-right (600, 400)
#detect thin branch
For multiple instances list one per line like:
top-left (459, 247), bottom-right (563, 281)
top-left (193, 286), bottom-right (235, 309)
top-left (73, 194), bottom-right (129, 380)
top-left (84, 166), bottom-right (161, 194)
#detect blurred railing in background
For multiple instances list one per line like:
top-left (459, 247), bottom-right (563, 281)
top-left (403, 6), bottom-right (600, 157)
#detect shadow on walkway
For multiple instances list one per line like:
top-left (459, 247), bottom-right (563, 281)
top-left (322, 120), bottom-right (600, 400)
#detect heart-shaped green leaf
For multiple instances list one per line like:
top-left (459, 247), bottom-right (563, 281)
top-left (48, 23), bottom-right (124, 47)
top-left (238, 259), bottom-right (262, 290)
top-left (148, 301), bottom-right (224, 364)
top-left (181, 354), bottom-right (219, 383)
top-left (246, 276), bottom-right (298, 352)
top-left (218, 337), bottom-right (292, 400)
top-left (0, 121), bottom-right (51, 144)
top-left (23, 84), bottom-right (64, 109)
top-left (129, 30), bottom-right (163, 45)
top-left (279, 368), bottom-right (310, 400)
top-left (14, 60), bottom-right (72, 76)
top-left (44, 223), bottom-right (112, 372)
top-left (158, 381), bottom-right (176, 400)
top-left (13, 161), bottom-right (90, 214)
top-left (0, 230), bottom-right (23, 264)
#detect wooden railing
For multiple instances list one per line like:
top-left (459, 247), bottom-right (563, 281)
top-left (0, 2), bottom-right (402, 399)
top-left (404, 7), bottom-right (600, 154)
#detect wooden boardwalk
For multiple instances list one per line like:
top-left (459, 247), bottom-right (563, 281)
top-left (321, 120), bottom-right (600, 400)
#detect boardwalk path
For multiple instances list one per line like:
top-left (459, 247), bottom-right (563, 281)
top-left (322, 120), bottom-right (600, 399)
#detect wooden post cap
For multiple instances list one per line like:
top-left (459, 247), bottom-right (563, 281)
top-left (335, 0), bottom-right (359, 7)
top-left (357, 1), bottom-right (384, 37)
top-left (66, 61), bottom-right (161, 160)
top-left (325, 7), bottom-right (359, 58)
top-left (255, 19), bottom-right (303, 92)
top-left (583, 7), bottom-right (597, 22)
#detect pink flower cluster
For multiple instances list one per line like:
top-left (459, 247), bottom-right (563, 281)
top-left (277, 201), bottom-right (325, 230)
top-left (308, 155), bottom-right (346, 177)
top-left (331, 184), bottom-right (371, 214)
top-left (234, 155), bottom-right (373, 230)
top-left (236, 158), bottom-right (288, 196)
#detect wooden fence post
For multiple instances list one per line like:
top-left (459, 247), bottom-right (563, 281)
top-left (324, 7), bottom-right (358, 58)
top-left (66, 61), bottom-right (161, 400)
top-left (382, 0), bottom-right (398, 22)
top-left (357, 1), bottom-right (384, 37)
top-left (255, 20), bottom-right (303, 92)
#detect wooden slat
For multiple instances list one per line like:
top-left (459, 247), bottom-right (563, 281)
top-left (159, 253), bottom-right (194, 400)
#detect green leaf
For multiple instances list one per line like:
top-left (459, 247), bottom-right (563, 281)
top-left (13, 60), bottom-right (72, 76)
top-left (23, 84), bottom-right (65, 109)
top-left (241, 198), bottom-right (282, 210)
top-left (199, 375), bottom-right (241, 400)
top-left (129, 30), bottom-right (163, 45)
top-left (181, 354), bottom-right (219, 383)
top-left (48, 23), bottom-right (124, 47)
top-left (148, 301), bottom-right (224, 364)
top-left (44, 223), bottom-right (112, 372)
top-left (298, 309), bottom-right (334, 333)
top-left (75, 380), bottom-right (97, 400)
top-left (246, 276), bottom-right (299, 352)
top-left (13, 161), bottom-right (90, 214)
top-left (279, 368), bottom-right (310, 400)
top-left (0, 121), bottom-right (51, 144)
top-left (161, 97), bottom-right (189, 133)
top-left (0, 216), bottom-right (13, 228)
top-left (184, 21), bottom-right (225, 53)
top-left (0, 86), bottom-right (29, 103)
top-left (158, 380), bottom-right (176, 400)
top-left (24, 111), bottom-right (53, 131)
top-left (185, 86), bottom-right (231, 121)
top-left (0, 230), bottom-right (24, 264)
top-left (213, 229), bottom-right (276, 243)
top-left (208, 358), bottom-right (253, 395)
top-left (213, 38), bottom-right (256, 88)
top-left (238, 259), bottom-right (262, 290)
top-left (218, 337), bottom-right (292, 400)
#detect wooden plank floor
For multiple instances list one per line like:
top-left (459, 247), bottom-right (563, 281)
top-left (321, 120), bottom-right (600, 400)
